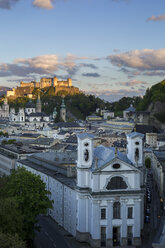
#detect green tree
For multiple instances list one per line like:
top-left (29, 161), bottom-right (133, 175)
top-left (0, 197), bottom-right (23, 237)
top-left (0, 233), bottom-right (26, 248)
top-left (6, 167), bottom-right (53, 240)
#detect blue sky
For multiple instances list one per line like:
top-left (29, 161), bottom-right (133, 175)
top-left (0, 0), bottom-right (165, 101)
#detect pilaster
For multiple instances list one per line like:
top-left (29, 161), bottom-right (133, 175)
top-left (106, 200), bottom-right (113, 247)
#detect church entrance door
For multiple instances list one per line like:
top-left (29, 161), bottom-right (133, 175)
top-left (113, 226), bottom-right (120, 246)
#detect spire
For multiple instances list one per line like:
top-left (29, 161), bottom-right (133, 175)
top-left (37, 92), bottom-right (40, 102)
top-left (36, 92), bottom-right (42, 113)
top-left (61, 97), bottom-right (66, 109)
top-left (60, 97), bottom-right (66, 122)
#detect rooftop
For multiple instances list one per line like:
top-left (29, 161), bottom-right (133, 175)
top-left (127, 132), bottom-right (144, 139)
top-left (92, 145), bottom-right (132, 171)
top-left (18, 158), bottom-right (76, 189)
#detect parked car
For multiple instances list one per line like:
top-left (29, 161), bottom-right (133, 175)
top-left (147, 196), bottom-right (151, 203)
top-left (145, 208), bottom-right (151, 215)
top-left (145, 215), bottom-right (150, 223)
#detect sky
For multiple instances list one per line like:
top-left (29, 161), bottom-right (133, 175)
top-left (0, 0), bottom-right (165, 101)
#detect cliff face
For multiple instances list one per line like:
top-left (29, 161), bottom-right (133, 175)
top-left (136, 80), bottom-right (165, 126)
top-left (55, 86), bottom-right (80, 95)
top-left (147, 101), bottom-right (165, 128)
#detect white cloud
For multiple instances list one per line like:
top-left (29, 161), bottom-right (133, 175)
top-left (33, 0), bottom-right (54, 9)
top-left (107, 49), bottom-right (165, 71)
top-left (147, 14), bottom-right (165, 22)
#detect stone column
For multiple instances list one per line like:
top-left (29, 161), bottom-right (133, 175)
top-left (133, 199), bottom-right (141, 246)
top-left (90, 200), bottom-right (100, 248)
top-left (107, 200), bottom-right (113, 247)
top-left (121, 199), bottom-right (127, 246)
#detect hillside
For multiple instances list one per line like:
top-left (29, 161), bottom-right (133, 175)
top-left (7, 93), bottom-right (108, 120)
top-left (136, 80), bottom-right (165, 123)
top-left (3, 80), bottom-right (165, 123)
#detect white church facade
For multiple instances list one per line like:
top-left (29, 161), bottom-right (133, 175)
top-left (16, 132), bottom-right (145, 247)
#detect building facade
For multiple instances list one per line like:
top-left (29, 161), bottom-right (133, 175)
top-left (16, 132), bottom-right (145, 247)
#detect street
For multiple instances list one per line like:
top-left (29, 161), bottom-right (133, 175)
top-left (141, 170), bottom-right (162, 248)
top-left (34, 216), bottom-right (71, 248)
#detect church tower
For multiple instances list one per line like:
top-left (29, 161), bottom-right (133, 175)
top-left (36, 93), bottom-right (42, 113)
top-left (53, 107), bottom-right (57, 120)
top-left (2, 97), bottom-right (9, 117)
top-left (126, 132), bottom-right (144, 167)
top-left (77, 133), bottom-right (94, 188)
top-left (60, 97), bottom-right (66, 122)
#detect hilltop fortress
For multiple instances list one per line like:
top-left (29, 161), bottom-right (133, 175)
top-left (7, 77), bottom-right (80, 98)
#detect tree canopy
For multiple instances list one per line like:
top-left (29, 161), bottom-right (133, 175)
top-left (0, 167), bottom-right (53, 244)
top-left (6, 167), bottom-right (53, 239)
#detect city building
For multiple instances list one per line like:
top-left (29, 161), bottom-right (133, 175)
top-left (146, 133), bottom-right (157, 148)
top-left (103, 111), bottom-right (115, 120)
top-left (123, 104), bottom-right (136, 120)
top-left (0, 141), bottom-right (45, 176)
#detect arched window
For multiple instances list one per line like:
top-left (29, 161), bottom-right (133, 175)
top-left (113, 202), bottom-right (120, 219)
top-left (135, 148), bottom-right (139, 161)
top-left (106, 176), bottom-right (127, 190)
top-left (84, 149), bottom-right (89, 162)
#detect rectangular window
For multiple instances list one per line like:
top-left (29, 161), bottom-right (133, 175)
top-left (113, 202), bottom-right (120, 219)
top-left (127, 207), bottom-right (133, 219)
top-left (101, 208), bottom-right (106, 219)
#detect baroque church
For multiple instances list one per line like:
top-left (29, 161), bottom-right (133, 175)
top-left (9, 94), bottom-right (49, 128)
top-left (9, 95), bottom-right (66, 127)
top-left (17, 131), bottom-right (145, 247)
top-left (0, 97), bottom-right (9, 118)
top-left (76, 132), bottom-right (144, 247)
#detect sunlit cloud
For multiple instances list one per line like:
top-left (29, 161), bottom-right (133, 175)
top-left (0, 54), bottom-right (92, 78)
top-left (0, 0), bottom-right (54, 10)
top-left (119, 80), bottom-right (147, 87)
top-left (33, 0), bottom-right (54, 9)
top-left (147, 14), bottom-right (165, 22)
top-left (107, 49), bottom-right (165, 71)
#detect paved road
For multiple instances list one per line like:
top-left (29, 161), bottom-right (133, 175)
top-left (34, 216), bottom-right (71, 248)
top-left (141, 170), bottom-right (162, 248)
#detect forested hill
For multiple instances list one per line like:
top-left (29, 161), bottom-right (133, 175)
top-left (6, 90), bottom-right (139, 120)
top-left (136, 79), bottom-right (165, 123)
top-left (136, 80), bottom-right (165, 111)
top-left (3, 80), bottom-right (165, 122)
